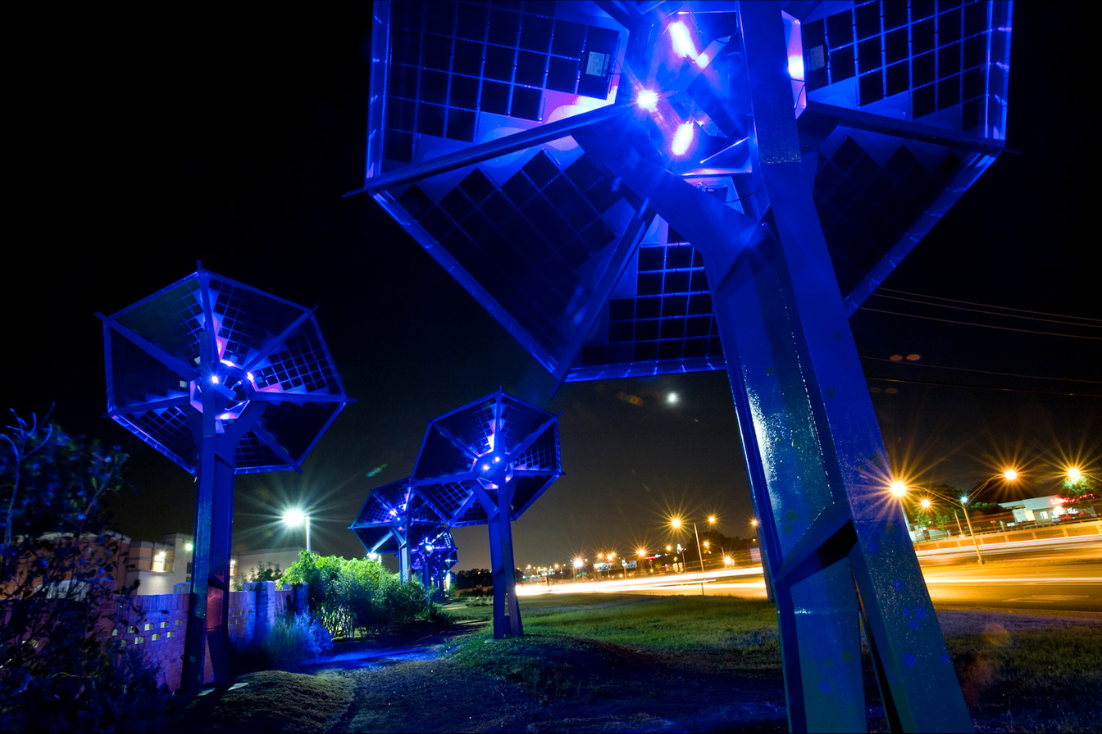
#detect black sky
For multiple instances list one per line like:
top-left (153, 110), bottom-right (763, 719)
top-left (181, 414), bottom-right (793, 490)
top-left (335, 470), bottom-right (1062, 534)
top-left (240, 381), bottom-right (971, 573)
top-left (6, 3), bottom-right (1098, 571)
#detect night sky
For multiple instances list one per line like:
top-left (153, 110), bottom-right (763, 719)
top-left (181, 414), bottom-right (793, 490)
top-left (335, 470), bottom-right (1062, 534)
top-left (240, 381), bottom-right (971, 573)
top-left (6, 3), bottom-right (1097, 572)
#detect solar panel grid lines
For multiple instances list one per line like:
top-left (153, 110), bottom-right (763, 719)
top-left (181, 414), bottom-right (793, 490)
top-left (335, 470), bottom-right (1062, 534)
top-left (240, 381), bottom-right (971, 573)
top-left (802, 0), bottom-right (995, 134)
top-left (383, 0), bottom-right (621, 165)
top-left (811, 132), bottom-right (964, 295)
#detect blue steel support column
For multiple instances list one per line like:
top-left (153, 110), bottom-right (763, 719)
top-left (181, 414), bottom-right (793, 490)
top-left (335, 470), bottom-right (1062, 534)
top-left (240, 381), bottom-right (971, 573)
top-left (399, 539), bottom-right (411, 584)
top-left (488, 484), bottom-right (522, 639)
top-left (573, 136), bottom-right (865, 731)
top-left (205, 452), bottom-right (235, 688)
top-left (182, 331), bottom-right (217, 698)
top-left (739, 4), bottom-right (971, 731)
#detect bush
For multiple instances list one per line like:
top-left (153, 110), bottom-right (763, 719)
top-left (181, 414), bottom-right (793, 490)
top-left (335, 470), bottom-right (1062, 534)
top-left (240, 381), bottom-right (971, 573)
top-left (279, 552), bottom-right (427, 639)
top-left (232, 611), bottom-right (333, 674)
top-left (2, 410), bottom-right (172, 731)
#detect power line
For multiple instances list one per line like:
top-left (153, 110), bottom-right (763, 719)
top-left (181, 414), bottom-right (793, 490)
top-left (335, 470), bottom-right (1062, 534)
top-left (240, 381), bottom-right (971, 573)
top-left (869, 293), bottom-right (1102, 329)
top-left (865, 376), bottom-right (1102, 399)
top-left (878, 288), bottom-right (1102, 324)
top-left (858, 307), bottom-right (1102, 341)
top-left (859, 356), bottom-right (1102, 386)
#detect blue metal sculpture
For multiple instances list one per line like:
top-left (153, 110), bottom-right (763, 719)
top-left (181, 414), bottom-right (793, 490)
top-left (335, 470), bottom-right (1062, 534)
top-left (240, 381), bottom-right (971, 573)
top-left (411, 388), bottom-right (561, 638)
top-left (349, 478), bottom-right (444, 581)
top-left (350, 2), bottom-right (1012, 729)
top-left (411, 529), bottom-right (459, 600)
top-left (100, 265), bottom-right (352, 695)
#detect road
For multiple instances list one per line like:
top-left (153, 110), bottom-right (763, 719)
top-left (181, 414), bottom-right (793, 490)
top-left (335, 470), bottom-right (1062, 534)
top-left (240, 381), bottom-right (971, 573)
top-left (520, 539), bottom-right (1102, 614)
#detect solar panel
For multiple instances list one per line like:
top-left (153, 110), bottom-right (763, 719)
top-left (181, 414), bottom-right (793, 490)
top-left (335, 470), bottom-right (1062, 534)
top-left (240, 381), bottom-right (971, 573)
top-left (103, 268), bottom-right (351, 475)
top-left (349, 479), bottom-right (444, 555)
top-left (355, 0), bottom-right (1011, 384)
top-left (411, 389), bottom-right (561, 526)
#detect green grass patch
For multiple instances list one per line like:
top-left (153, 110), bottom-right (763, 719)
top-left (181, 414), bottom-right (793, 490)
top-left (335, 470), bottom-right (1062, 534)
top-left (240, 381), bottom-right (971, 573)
top-left (450, 594), bottom-right (782, 682)
top-left (946, 624), bottom-right (1102, 724)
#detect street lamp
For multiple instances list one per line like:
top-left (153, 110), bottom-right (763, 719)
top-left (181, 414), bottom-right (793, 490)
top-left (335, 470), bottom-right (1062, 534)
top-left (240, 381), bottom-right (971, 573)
top-left (670, 515), bottom-right (714, 595)
top-left (282, 509), bottom-right (311, 553)
top-left (572, 557), bottom-right (583, 582)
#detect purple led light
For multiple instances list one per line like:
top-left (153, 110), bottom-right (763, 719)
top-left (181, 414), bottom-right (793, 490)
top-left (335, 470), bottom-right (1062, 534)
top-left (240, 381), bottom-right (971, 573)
top-left (670, 21), bottom-right (697, 58)
top-left (636, 89), bottom-right (659, 110)
top-left (672, 122), bottom-right (694, 156)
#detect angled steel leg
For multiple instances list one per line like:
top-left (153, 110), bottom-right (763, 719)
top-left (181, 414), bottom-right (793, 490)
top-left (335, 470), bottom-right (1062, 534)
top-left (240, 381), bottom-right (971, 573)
top-left (205, 452), bottom-right (235, 689)
top-left (488, 482), bottom-right (522, 639)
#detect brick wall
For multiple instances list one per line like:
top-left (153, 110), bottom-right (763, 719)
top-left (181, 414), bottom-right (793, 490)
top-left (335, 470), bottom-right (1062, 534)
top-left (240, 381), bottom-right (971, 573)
top-left (97, 583), bottom-right (307, 692)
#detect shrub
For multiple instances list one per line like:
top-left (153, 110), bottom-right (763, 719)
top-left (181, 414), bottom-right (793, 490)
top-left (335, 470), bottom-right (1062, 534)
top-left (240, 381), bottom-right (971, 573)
top-left (232, 612), bottom-right (333, 673)
top-left (280, 552), bottom-right (427, 639)
top-left (1, 409), bottom-right (172, 730)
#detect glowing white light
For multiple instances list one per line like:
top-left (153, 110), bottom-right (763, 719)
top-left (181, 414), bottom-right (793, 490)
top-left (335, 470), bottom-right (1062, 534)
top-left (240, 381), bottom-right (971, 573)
top-left (185, 542), bottom-right (193, 552)
top-left (669, 21), bottom-right (697, 58)
top-left (695, 53), bottom-right (709, 68)
top-left (788, 53), bottom-right (804, 80)
top-left (283, 509), bottom-right (306, 527)
top-left (493, 456), bottom-right (501, 463)
top-left (672, 122), bottom-right (694, 155)
top-left (482, 464), bottom-right (490, 471)
top-left (246, 372), bottom-right (255, 382)
top-left (210, 375), bottom-right (220, 385)
top-left (636, 89), bottom-right (658, 110)
top-left (667, 392), bottom-right (678, 404)
top-left (220, 359), bottom-right (236, 367)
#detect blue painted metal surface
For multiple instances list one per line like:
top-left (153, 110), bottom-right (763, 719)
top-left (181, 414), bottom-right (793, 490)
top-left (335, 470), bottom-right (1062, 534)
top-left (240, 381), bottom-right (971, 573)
top-left (352, 1), bottom-right (1012, 728)
top-left (100, 266), bottom-right (352, 696)
top-left (411, 389), bottom-right (561, 638)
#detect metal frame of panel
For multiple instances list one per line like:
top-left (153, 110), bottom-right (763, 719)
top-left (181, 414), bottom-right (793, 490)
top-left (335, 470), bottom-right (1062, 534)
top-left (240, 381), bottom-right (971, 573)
top-left (100, 265), bottom-right (352, 696)
top-left (353, 2), bottom-right (1012, 729)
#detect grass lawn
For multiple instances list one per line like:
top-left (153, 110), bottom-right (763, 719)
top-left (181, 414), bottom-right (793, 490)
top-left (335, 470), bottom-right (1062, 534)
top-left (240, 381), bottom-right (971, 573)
top-left (173, 595), bottom-right (1100, 732)
top-left (448, 593), bottom-right (1102, 731)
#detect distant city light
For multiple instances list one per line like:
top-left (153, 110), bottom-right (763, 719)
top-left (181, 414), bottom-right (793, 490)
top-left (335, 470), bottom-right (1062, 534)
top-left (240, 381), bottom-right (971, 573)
top-left (573, 557), bottom-right (583, 569)
top-left (636, 89), bottom-right (659, 110)
top-left (672, 121), bottom-right (695, 155)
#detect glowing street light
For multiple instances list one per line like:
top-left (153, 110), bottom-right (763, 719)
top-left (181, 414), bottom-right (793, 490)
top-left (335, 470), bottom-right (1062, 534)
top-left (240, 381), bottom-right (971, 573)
top-left (1067, 467), bottom-right (1082, 482)
top-left (669, 515), bottom-right (711, 595)
top-left (282, 508), bottom-right (311, 553)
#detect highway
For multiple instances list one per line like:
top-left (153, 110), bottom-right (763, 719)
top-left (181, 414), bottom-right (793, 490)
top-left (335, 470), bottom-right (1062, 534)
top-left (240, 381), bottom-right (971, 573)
top-left (519, 538), bottom-right (1102, 614)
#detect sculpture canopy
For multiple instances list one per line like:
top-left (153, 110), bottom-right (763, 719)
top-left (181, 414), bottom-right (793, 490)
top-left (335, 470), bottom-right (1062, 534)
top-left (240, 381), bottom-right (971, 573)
top-left (353, 0), bottom-right (1010, 384)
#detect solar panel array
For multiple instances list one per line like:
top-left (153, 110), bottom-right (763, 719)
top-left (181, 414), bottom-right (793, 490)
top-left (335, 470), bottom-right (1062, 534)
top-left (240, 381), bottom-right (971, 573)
top-left (364, 0), bottom-right (1011, 382)
top-left (411, 390), bottom-right (561, 527)
top-left (393, 148), bottom-right (628, 359)
top-left (384, 0), bottom-right (620, 167)
top-left (103, 270), bottom-right (350, 475)
top-left (802, 0), bottom-right (1009, 137)
top-left (349, 480), bottom-right (445, 554)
